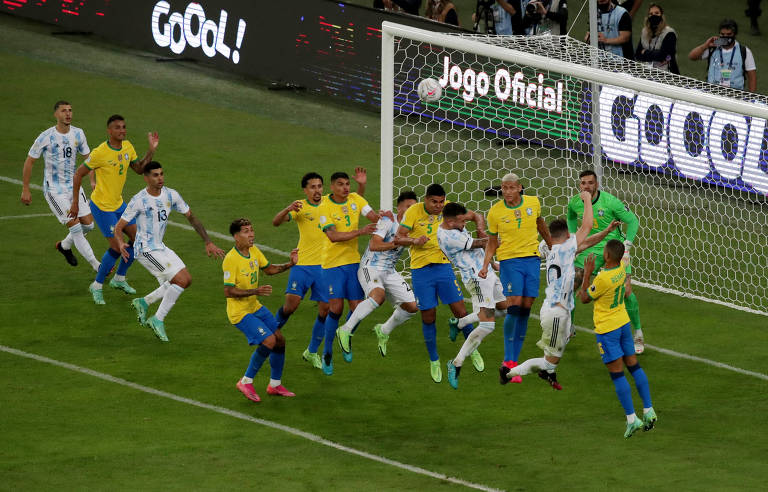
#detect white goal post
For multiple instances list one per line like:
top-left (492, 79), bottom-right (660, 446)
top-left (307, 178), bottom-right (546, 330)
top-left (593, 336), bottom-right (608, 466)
top-left (380, 21), bottom-right (768, 316)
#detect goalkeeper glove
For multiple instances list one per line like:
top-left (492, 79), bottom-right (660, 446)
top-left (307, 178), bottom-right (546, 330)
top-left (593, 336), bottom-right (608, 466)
top-left (538, 239), bottom-right (550, 259)
top-left (622, 240), bottom-right (632, 266)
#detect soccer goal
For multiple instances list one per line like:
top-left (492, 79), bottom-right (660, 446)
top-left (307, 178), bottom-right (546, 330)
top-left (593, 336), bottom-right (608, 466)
top-left (380, 21), bottom-right (768, 316)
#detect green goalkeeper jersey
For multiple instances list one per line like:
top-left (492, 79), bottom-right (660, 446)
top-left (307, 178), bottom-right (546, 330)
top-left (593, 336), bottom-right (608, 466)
top-left (566, 190), bottom-right (638, 264)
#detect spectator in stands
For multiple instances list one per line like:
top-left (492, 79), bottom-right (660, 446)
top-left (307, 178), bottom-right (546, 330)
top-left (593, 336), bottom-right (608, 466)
top-left (374, 0), bottom-right (422, 15)
top-left (521, 0), bottom-right (568, 35)
top-left (586, 0), bottom-right (634, 60)
top-left (688, 19), bottom-right (757, 92)
top-left (425, 0), bottom-right (459, 26)
top-left (634, 3), bottom-right (679, 73)
top-left (746, 0), bottom-right (762, 35)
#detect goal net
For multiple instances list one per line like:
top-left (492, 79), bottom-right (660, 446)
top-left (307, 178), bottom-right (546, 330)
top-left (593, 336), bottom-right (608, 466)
top-left (380, 21), bottom-right (768, 316)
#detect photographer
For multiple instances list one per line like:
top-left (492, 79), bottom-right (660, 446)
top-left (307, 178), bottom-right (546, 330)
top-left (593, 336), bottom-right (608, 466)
top-left (521, 0), bottom-right (568, 35)
top-left (688, 19), bottom-right (757, 92)
top-left (586, 0), bottom-right (634, 59)
top-left (634, 3), bottom-right (678, 73)
top-left (487, 1), bottom-right (524, 35)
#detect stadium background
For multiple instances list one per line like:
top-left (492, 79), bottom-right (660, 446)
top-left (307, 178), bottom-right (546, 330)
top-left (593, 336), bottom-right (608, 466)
top-left (1, 2), bottom-right (766, 490)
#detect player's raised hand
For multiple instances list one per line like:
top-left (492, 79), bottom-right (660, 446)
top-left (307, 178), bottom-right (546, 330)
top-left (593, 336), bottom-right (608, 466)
top-left (584, 253), bottom-right (596, 276)
top-left (147, 132), bottom-right (159, 152)
top-left (606, 220), bottom-right (621, 232)
top-left (206, 242), bottom-right (226, 259)
top-left (255, 285), bottom-right (273, 296)
top-left (289, 248), bottom-right (299, 265)
top-left (379, 209), bottom-right (395, 221)
top-left (68, 199), bottom-right (79, 219)
top-left (288, 200), bottom-right (303, 212)
top-left (353, 166), bottom-right (367, 186)
top-left (20, 189), bottom-right (32, 205)
top-left (358, 223), bottom-right (377, 236)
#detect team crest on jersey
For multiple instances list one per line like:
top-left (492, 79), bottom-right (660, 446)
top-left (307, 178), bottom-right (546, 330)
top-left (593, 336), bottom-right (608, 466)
top-left (117, 153), bottom-right (122, 161)
top-left (598, 210), bottom-right (605, 217)
top-left (526, 208), bottom-right (533, 216)
top-left (166, 202), bottom-right (171, 208)
top-left (514, 210), bottom-right (521, 218)
top-left (342, 206), bottom-right (349, 214)
top-left (249, 260), bottom-right (256, 269)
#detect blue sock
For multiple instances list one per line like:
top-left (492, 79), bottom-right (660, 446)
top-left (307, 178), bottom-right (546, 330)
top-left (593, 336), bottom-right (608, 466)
top-left (610, 371), bottom-right (636, 415)
top-left (116, 242), bottom-right (134, 276)
top-left (308, 315), bottom-right (326, 353)
top-left (275, 307), bottom-right (290, 329)
top-left (422, 322), bottom-right (439, 361)
top-left (96, 248), bottom-right (120, 284)
top-left (511, 307), bottom-right (530, 361)
top-left (323, 311), bottom-right (341, 356)
top-left (627, 364), bottom-right (653, 408)
top-left (245, 345), bottom-right (272, 378)
top-left (504, 306), bottom-right (520, 361)
top-left (269, 345), bottom-right (286, 381)
top-left (461, 323), bottom-right (474, 339)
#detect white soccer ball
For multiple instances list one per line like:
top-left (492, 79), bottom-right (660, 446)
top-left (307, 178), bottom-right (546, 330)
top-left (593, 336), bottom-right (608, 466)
top-left (417, 78), bottom-right (442, 102)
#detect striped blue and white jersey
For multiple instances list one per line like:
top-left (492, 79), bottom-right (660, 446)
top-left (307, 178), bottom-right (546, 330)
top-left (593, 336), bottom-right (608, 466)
top-left (28, 126), bottom-right (90, 194)
top-left (360, 215), bottom-right (404, 271)
top-left (121, 187), bottom-right (190, 254)
top-left (543, 235), bottom-right (578, 311)
top-left (437, 226), bottom-right (484, 284)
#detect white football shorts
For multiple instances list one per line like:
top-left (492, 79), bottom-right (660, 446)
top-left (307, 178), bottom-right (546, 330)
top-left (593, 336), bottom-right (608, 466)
top-left (137, 247), bottom-right (186, 283)
top-left (358, 266), bottom-right (416, 306)
top-left (463, 270), bottom-right (505, 310)
top-left (537, 304), bottom-right (572, 358)
top-left (45, 188), bottom-right (90, 225)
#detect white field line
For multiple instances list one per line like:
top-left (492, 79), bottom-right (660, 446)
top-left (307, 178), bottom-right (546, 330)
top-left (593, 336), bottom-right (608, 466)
top-left (3, 174), bottom-right (766, 383)
top-left (0, 213), bottom-right (53, 220)
top-left (0, 345), bottom-right (503, 492)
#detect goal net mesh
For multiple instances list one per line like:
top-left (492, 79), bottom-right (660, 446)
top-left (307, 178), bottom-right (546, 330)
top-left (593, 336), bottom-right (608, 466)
top-left (386, 32), bottom-right (768, 315)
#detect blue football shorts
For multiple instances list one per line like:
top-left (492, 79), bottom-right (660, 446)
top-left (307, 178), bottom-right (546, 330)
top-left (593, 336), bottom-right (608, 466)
top-left (499, 256), bottom-right (541, 298)
top-left (90, 200), bottom-right (135, 238)
top-left (285, 264), bottom-right (327, 303)
top-left (323, 263), bottom-right (365, 301)
top-left (595, 323), bottom-right (634, 363)
top-left (411, 263), bottom-right (463, 311)
top-left (235, 306), bottom-right (278, 345)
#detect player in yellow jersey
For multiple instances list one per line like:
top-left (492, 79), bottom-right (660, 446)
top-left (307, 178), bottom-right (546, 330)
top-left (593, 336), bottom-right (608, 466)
top-left (480, 173), bottom-right (552, 382)
top-left (396, 183), bottom-right (486, 383)
top-left (224, 218), bottom-right (298, 402)
top-left (70, 114), bottom-right (159, 305)
top-left (578, 240), bottom-right (657, 438)
top-left (271, 169), bottom-right (367, 369)
top-left (317, 171), bottom-right (380, 375)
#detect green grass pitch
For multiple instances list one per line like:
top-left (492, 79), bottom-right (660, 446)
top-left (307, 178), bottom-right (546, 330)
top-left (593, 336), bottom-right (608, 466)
top-left (1, 13), bottom-right (767, 492)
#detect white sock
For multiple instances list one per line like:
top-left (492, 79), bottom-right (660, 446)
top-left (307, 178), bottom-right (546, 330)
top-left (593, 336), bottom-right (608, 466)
top-left (634, 328), bottom-right (644, 339)
top-left (458, 312), bottom-right (479, 329)
top-left (145, 281), bottom-right (170, 305)
top-left (643, 407), bottom-right (653, 415)
top-left (81, 222), bottom-right (95, 234)
top-left (626, 413), bottom-right (639, 424)
top-left (61, 231), bottom-right (74, 249)
top-left (91, 281), bottom-right (103, 290)
top-left (495, 309), bottom-right (507, 318)
top-left (512, 357), bottom-right (549, 376)
top-left (269, 379), bottom-right (281, 388)
top-left (381, 306), bottom-right (415, 335)
top-left (67, 223), bottom-right (99, 271)
top-left (113, 274), bottom-right (126, 282)
top-left (341, 297), bottom-right (379, 333)
top-left (155, 283), bottom-right (184, 321)
top-left (241, 376), bottom-right (253, 384)
top-left (454, 321), bottom-right (494, 366)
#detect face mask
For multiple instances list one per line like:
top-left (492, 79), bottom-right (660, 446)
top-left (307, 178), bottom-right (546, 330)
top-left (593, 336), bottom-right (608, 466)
top-left (648, 15), bottom-right (662, 29)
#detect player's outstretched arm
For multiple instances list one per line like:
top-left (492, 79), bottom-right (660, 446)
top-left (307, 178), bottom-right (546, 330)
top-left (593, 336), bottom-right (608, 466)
top-left (224, 285), bottom-right (273, 298)
top-left (69, 164), bottom-right (91, 218)
top-left (325, 223), bottom-right (377, 243)
top-left (262, 249), bottom-right (297, 275)
top-left (465, 210), bottom-right (487, 238)
top-left (272, 200), bottom-right (302, 226)
top-left (184, 210), bottom-right (225, 258)
top-left (20, 156), bottom-right (37, 205)
top-left (129, 132), bottom-right (159, 174)
top-left (574, 190), bottom-right (595, 246)
top-left (537, 216), bottom-right (553, 248)
top-left (353, 167), bottom-right (367, 196)
top-left (479, 234), bottom-right (498, 279)
top-left (578, 254), bottom-right (596, 304)
top-left (578, 220), bottom-right (620, 253)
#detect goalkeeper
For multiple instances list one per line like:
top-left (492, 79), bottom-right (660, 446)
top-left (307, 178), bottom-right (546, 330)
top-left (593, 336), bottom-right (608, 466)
top-left (566, 170), bottom-right (645, 354)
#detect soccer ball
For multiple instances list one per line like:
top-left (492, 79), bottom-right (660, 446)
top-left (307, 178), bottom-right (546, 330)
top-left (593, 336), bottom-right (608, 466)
top-left (417, 78), bottom-right (442, 103)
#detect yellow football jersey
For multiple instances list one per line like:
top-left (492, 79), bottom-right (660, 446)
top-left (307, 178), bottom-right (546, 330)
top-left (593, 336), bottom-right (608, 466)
top-left (587, 262), bottom-right (630, 334)
top-left (400, 202), bottom-right (450, 270)
top-left (222, 246), bottom-right (270, 324)
top-left (288, 197), bottom-right (329, 266)
top-left (318, 192), bottom-right (371, 268)
top-left (85, 140), bottom-right (138, 211)
top-left (487, 195), bottom-right (542, 260)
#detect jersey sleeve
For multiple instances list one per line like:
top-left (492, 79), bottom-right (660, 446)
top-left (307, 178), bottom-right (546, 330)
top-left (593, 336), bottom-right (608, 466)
top-left (587, 273), bottom-right (610, 300)
top-left (222, 253), bottom-right (237, 286)
top-left (28, 131), bottom-right (47, 159)
top-left (374, 216), bottom-right (392, 238)
top-left (566, 196), bottom-right (579, 233)
top-left (254, 247), bottom-right (270, 269)
top-left (610, 196), bottom-right (639, 242)
top-left (400, 203), bottom-right (418, 230)
top-left (487, 207), bottom-right (499, 235)
top-left (77, 129), bottom-right (90, 155)
top-left (170, 189), bottom-right (190, 215)
top-left (84, 147), bottom-right (102, 170)
top-left (120, 195), bottom-right (141, 223)
top-left (353, 194), bottom-right (373, 216)
top-left (128, 141), bottom-right (139, 164)
top-left (440, 229), bottom-right (472, 255)
top-left (532, 196), bottom-right (542, 218)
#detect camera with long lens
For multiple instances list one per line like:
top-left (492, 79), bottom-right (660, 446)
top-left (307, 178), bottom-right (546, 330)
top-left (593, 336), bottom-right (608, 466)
top-left (525, 2), bottom-right (543, 24)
